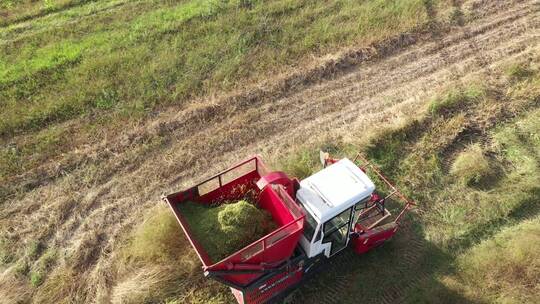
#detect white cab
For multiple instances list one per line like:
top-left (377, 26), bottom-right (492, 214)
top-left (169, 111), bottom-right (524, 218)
top-left (296, 158), bottom-right (375, 258)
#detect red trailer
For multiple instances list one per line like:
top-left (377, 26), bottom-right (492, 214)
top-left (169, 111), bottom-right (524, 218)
top-left (163, 152), bottom-right (415, 304)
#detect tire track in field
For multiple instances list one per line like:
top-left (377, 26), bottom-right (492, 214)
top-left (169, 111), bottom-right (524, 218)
top-left (294, 219), bottom-right (428, 304)
top-left (378, 221), bottom-right (431, 304)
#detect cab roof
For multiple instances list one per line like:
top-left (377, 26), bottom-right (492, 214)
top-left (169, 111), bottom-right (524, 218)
top-left (296, 158), bottom-right (375, 222)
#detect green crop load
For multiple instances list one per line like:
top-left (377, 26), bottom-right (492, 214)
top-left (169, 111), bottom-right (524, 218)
top-left (180, 200), bottom-right (276, 262)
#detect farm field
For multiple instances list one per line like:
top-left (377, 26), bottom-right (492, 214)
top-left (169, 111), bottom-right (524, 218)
top-left (0, 0), bottom-right (539, 303)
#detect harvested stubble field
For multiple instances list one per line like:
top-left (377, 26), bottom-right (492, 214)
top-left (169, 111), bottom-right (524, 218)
top-left (0, 0), bottom-right (539, 303)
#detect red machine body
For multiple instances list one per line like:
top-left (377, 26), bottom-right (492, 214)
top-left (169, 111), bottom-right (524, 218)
top-left (231, 264), bottom-right (304, 304)
top-left (164, 156), bottom-right (305, 288)
top-left (163, 153), bottom-right (415, 304)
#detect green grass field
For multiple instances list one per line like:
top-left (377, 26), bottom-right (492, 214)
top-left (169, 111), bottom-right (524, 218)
top-left (2, 0), bottom-right (539, 303)
top-left (1, 0), bottom-right (444, 201)
top-left (1, 0), bottom-right (430, 137)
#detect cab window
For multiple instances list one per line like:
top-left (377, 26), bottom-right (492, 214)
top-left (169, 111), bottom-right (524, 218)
top-left (323, 207), bottom-right (352, 236)
top-left (299, 202), bottom-right (318, 242)
top-left (322, 207), bottom-right (353, 256)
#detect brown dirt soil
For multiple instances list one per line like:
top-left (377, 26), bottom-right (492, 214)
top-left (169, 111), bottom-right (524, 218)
top-left (0, 0), bottom-right (539, 303)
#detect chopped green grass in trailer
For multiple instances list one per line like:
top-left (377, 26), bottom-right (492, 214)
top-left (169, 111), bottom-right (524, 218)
top-left (179, 200), bottom-right (276, 263)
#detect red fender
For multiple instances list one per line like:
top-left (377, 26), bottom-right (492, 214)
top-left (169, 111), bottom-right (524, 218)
top-left (352, 222), bottom-right (398, 254)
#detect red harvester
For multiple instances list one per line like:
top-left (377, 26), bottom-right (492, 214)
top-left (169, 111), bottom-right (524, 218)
top-left (163, 152), bottom-right (415, 304)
